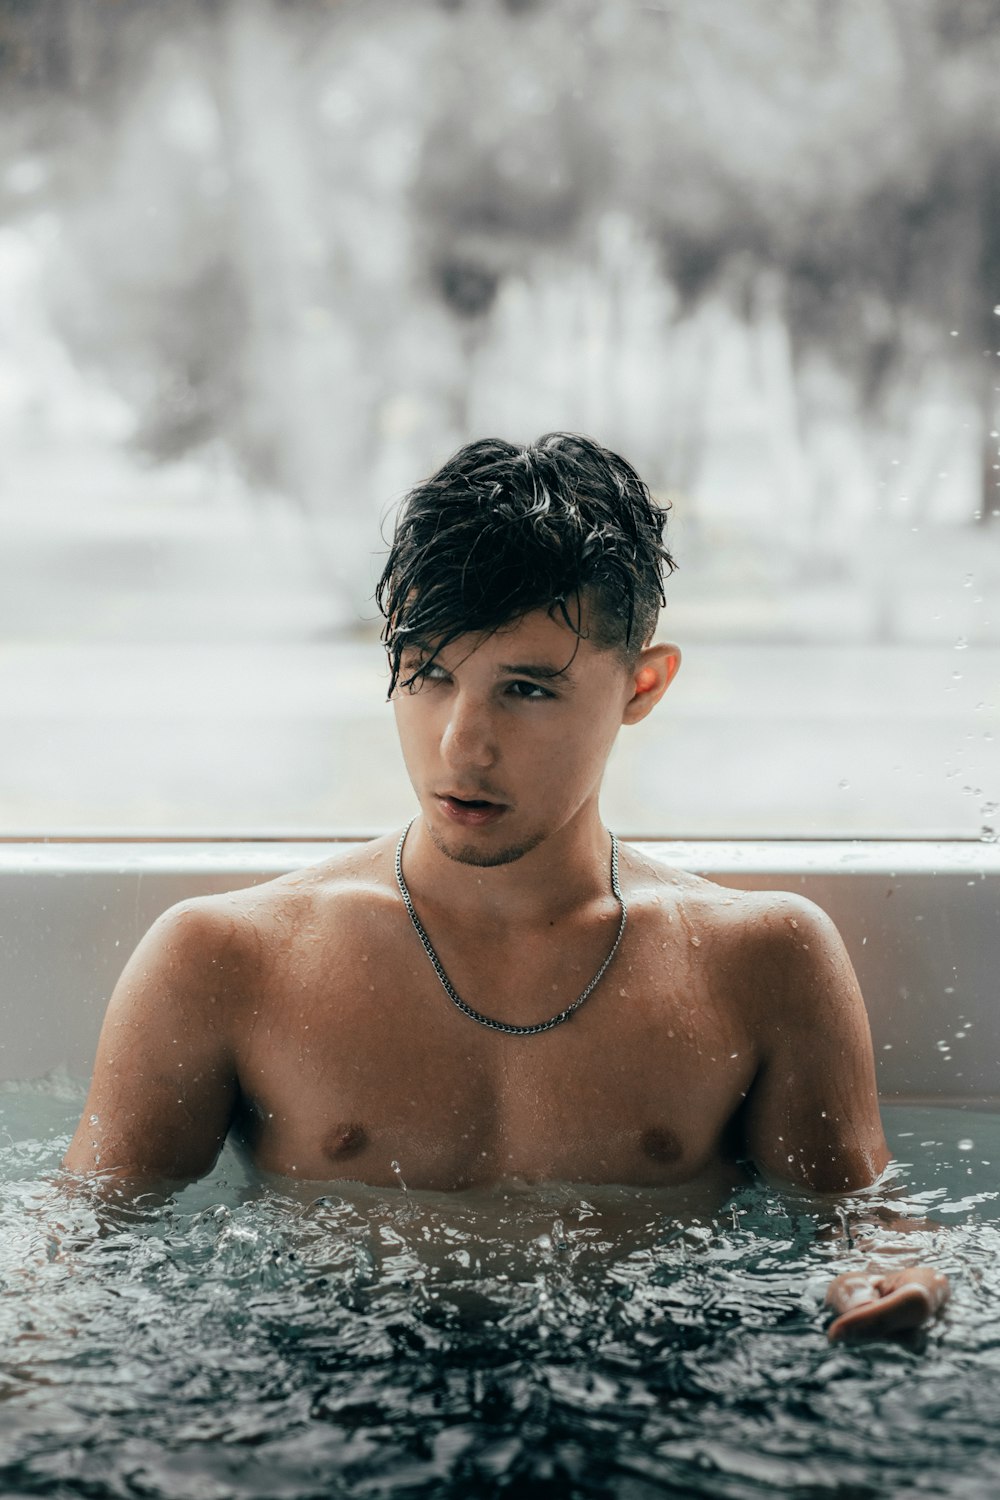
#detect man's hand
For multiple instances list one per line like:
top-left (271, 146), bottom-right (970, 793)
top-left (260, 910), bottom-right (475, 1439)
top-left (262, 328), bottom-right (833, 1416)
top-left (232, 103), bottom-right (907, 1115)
top-left (825, 1265), bottom-right (949, 1342)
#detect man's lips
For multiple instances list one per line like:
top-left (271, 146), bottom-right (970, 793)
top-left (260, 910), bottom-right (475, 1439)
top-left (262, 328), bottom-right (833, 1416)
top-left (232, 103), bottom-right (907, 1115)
top-left (436, 793), bottom-right (508, 825)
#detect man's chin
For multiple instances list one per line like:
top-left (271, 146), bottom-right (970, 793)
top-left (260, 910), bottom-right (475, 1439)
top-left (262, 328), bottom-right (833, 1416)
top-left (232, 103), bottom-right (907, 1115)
top-left (425, 820), bottom-right (543, 869)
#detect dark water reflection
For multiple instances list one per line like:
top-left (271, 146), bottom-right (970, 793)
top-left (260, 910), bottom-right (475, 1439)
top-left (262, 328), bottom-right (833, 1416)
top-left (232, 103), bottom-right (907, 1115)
top-left (2, 1080), bottom-right (1000, 1498)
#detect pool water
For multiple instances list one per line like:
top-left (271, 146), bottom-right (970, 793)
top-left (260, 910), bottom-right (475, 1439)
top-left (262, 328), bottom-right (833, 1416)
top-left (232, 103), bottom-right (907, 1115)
top-left (2, 1077), bottom-right (1000, 1499)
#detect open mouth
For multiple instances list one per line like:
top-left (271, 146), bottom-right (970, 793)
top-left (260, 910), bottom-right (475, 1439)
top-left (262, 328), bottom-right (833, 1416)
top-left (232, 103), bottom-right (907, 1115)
top-left (437, 794), bottom-right (507, 824)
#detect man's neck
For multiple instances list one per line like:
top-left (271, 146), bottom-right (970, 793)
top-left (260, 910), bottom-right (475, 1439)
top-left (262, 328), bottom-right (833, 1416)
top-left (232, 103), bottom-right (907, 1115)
top-left (400, 811), bottom-right (616, 928)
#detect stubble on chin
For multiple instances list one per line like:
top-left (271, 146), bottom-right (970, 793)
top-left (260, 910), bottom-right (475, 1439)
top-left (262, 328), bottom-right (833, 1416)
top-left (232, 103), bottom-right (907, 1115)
top-left (425, 821), bottom-right (545, 869)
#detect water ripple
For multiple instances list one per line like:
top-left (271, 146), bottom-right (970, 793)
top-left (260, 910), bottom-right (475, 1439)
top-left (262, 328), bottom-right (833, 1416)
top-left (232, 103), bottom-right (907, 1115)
top-left (2, 1091), bottom-right (1000, 1496)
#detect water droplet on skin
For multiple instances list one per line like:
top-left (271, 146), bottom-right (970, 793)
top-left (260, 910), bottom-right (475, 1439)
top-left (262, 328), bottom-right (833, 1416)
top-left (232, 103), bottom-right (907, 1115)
top-left (787, 1154), bottom-right (795, 1164)
top-left (89, 1114), bottom-right (99, 1125)
top-left (690, 935), bottom-right (701, 947)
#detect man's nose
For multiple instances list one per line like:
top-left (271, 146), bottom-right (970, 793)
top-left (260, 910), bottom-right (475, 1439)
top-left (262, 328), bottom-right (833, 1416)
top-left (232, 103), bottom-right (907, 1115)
top-left (440, 694), bottom-right (498, 770)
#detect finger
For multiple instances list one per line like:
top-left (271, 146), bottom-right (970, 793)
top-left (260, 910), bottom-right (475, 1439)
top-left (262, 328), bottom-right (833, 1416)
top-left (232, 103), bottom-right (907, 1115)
top-left (827, 1283), bottom-right (933, 1343)
top-left (824, 1273), bottom-right (881, 1316)
top-left (879, 1267), bottom-right (950, 1316)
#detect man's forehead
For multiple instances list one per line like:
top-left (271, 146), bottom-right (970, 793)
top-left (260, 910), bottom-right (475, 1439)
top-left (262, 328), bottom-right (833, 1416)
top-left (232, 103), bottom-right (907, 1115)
top-left (405, 609), bottom-right (591, 674)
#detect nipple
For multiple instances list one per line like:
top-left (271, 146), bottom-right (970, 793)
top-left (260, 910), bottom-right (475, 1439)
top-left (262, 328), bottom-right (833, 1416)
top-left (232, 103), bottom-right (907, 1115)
top-left (322, 1122), bottom-right (367, 1161)
top-left (641, 1126), bottom-right (683, 1164)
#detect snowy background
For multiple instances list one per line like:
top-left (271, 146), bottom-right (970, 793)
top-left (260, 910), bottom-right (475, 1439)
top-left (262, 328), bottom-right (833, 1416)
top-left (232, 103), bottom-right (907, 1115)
top-left (1, 0), bottom-right (998, 836)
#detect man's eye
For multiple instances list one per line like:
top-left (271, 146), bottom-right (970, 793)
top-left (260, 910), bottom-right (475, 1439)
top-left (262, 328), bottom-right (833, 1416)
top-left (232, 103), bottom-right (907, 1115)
top-left (400, 659), bottom-right (446, 687)
top-left (507, 680), bottom-right (554, 700)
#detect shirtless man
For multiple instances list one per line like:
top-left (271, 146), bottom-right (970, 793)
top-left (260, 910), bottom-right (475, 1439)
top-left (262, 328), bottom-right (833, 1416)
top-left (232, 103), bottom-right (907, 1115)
top-left (65, 432), bottom-right (947, 1341)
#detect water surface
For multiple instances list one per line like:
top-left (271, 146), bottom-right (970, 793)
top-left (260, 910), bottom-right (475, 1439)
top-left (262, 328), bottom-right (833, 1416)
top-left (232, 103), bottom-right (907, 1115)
top-left (2, 1076), bottom-right (999, 1498)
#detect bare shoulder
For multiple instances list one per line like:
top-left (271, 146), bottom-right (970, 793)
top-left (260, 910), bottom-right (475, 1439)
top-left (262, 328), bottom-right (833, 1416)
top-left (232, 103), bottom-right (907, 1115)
top-left (617, 842), bottom-right (733, 911)
top-left (716, 887), bottom-right (856, 993)
top-left (121, 836), bottom-right (396, 992)
top-left (195, 833), bottom-right (402, 959)
top-left (621, 843), bottom-right (829, 935)
top-left (711, 885), bottom-right (863, 1039)
top-left (621, 844), bottom-right (854, 1004)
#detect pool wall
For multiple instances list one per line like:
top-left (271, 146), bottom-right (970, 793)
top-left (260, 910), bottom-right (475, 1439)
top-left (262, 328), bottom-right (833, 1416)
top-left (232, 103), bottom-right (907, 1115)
top-left (2, 840), bottom-right (998, 1101)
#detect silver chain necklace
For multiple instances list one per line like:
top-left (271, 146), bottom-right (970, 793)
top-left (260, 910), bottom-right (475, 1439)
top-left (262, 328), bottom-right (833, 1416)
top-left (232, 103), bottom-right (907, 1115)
top-left (394, 819), bottom-right (628, 1037)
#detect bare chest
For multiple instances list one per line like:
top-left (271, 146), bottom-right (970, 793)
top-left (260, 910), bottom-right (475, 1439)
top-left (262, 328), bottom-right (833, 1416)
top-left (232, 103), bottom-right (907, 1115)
top-left (232, 940), bottom-right (757, 1189)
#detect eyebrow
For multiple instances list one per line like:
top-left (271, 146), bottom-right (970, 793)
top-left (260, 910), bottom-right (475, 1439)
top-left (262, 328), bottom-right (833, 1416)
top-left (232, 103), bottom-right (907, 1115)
top-left (399, 644), bottom-right (576, 685)
top-left (499, 662), bottom-right (575, 684)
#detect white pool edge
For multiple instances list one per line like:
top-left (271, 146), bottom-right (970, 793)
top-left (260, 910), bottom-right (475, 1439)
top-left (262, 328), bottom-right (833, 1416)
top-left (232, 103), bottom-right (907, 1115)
top-left (1, 839), bottom-right (998, 1100)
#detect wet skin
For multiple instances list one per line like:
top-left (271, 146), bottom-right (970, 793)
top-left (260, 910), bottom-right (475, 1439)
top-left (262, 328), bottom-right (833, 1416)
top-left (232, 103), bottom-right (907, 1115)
top-left (64, 608), bottom-right (947, 1339)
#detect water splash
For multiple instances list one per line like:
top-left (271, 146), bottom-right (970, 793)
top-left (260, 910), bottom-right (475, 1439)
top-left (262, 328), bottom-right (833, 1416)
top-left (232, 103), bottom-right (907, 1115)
top-left (2, 1089), bottom-right (1000, 1498)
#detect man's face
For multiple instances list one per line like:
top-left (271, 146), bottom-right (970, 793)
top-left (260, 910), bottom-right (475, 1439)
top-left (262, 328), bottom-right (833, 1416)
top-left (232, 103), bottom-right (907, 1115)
top-left (391, 607), bottom-right (640, 867)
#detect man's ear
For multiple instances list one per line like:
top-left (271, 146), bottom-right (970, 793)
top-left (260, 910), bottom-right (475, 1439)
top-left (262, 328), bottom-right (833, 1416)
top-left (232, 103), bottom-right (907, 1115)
top-left (622, 642), bottom-right (681, 725)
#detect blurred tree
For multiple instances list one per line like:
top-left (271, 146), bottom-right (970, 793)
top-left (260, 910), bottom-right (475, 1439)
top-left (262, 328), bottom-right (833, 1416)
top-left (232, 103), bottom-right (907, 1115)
top-left (2, 0), bottom-right (999, 585)
top-left (600, 0), bottom-right (1000, 522)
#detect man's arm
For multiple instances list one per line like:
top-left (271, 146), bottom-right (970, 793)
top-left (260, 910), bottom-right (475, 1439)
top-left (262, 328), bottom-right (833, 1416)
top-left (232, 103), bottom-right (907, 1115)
top-left (63, 899), bottom-right (247, 1194)
top-left (738, 892), bottom-right (949, 1341)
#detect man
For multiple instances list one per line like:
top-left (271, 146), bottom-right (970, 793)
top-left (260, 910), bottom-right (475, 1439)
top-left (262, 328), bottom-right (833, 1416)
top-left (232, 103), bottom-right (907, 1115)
top-left (65, 432), bottom-right (947, 1341)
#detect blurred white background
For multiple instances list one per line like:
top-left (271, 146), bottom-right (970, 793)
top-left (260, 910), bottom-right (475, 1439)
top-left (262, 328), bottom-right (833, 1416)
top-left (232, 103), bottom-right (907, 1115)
top-left (0, 0), bottom-right (997, 836)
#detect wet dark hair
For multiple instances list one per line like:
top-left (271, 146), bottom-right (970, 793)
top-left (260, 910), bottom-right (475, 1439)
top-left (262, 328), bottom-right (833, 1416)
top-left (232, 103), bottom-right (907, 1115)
top-left (376, 432), bottom-right (676, 694)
